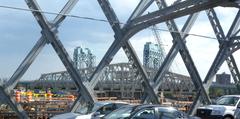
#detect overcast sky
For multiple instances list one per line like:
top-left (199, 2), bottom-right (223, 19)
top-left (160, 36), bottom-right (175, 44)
top-left (0, 0), bottom-right (239, 82)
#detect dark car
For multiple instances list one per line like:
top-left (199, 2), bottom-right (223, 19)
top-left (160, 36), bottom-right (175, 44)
top-left (103, 104), bottom-right (198, 119)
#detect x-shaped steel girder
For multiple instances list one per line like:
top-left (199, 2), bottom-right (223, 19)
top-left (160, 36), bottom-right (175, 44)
top-left (71, 0), bottom-right (162, 111)
top-left (189, 9), bottom-right (240, 115)
top-left (71, 0), bottom-right (162, 110)
top-left (88, 0), bottom-right (155, 89)
top-left (0, 0), bottom-right (97, 118)
top-left (25, 0), bottom-right (97, 112)
top-left (96, 0), bottom-right (160, 104)
top-left (1, 0), bottom-right (240, 118)
top-left (143, 0), bottom-right (211, 106)
top-left (206, 9), bottom-right (240, 92)
top-left (88, 0), bottom-right (239, 105)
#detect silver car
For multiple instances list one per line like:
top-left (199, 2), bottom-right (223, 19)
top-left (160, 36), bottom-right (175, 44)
top-left (51, 101), bottom-right (128, 119)
top-left (103, 104), bottom-right (199, 119)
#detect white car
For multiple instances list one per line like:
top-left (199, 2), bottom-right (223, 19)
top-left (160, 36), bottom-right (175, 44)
top-left (196, 95), bottom-right (240, 119)
top-left (234, 104), bottom-right (240, 119)
top-left (51, 101), bottom-right (128, 119)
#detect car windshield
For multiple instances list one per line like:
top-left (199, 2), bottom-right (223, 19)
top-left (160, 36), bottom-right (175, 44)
top-left (104, 106), bottom-right (134, 119)
top-left (75, 103), bottom-right (105, 114)
top-left (157, 107), bottom-right (187, 118)
top-left (216, 96), bottom-right (240, 106)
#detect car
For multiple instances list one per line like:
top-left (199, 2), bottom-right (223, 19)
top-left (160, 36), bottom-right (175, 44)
top-left (234, 102), bottom-right (240, 119)
top-left (234, 108), bottom-right (240, 119)
top-left (103, 104), bottom-right (198, 119)
top-left (51, 101), bottom-right (128, 119)
top-left (196, 95), bottom-right (240, 119)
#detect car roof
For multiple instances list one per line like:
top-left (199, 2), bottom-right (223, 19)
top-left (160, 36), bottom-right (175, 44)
top-left (221, 95), bottom-right (240, 98)
top-left (95, 101), bottom-right (128, 105)
top-left (129, 104), bottom-right (177, 112)
top-left (135, 104), bottom-right (175, 109)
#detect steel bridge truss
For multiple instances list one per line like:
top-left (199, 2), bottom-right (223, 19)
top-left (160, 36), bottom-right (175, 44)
top-left (35, 63), bottom-right (196, 97)
top-left (0, 0), bottom-right (240, 118)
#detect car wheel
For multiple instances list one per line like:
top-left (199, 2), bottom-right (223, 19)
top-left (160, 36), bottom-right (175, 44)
top-left (224, 116), bottom-right (233, 119)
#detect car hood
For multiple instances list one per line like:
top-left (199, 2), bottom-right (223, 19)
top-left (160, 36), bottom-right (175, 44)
top-left (198, 105), bottom-right (235, 111)
top-left (51, 112), bottom-right (81, 119)
top-left (75, 114), bottom-right (92, 119)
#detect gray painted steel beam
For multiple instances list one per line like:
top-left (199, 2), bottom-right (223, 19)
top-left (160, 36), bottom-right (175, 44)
top-left (143, 13), bottom-right (199, 103)
top-left (229, 36), bottom-right (240, 54)
top-left (89, 0), bottom-right (155, 88)
top-left (0, 1), bottom-right (79, 118)
top-left (152, 5), bottom-right (199, 92)
top-left (1, 0), bottom-right (239, 118)
top-left (122, 41), bottom-right (159, 104)
top-left (206, 9), bottom-right (240, 92)
top-left (96, 0), bottom-right (159, 104)
top-left (89, 0), bottom-right (126, 88)
top-left (89, 0), bottom-right (151, 87)
top-left (53, 0), bottom-right (79, 27)
top-left (5, 39), bottom-right (47, 92)
top-left (90, 0), bottom-right (221, 89)
top-left (189, 9), bottom-right (240, 115)
top-left (94, 0), bottom-right (223, 105)
top-left (25, 0), bottom-right (95, 110)
top-left (131, 0), bottom-right (238, 26)
top-left (70, 95), bottom-right (85, 112)
top-left (0, 87), bottom-right (29, 119)
top-left (144, 0), bottom-right (211, 105)
top-left (128, 0), bottom-right (238, 35)
top-left (226, 55), bottom-right (240, 90)
top-left (127, 0), bottom-right (154, 22)
top-left (5, 0), bottom-right (78, 93)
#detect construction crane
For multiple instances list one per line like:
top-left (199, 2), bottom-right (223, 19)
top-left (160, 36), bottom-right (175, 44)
top-left (150, 24), bottom-right (166, 65)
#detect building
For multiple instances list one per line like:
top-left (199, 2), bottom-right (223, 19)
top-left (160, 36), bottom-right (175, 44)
top-left (143, 42), bottom-right (165, 69)
top-left (216, 72), bottom-right (231, 85)
top-left (73, 46), bottom-right (96, 69)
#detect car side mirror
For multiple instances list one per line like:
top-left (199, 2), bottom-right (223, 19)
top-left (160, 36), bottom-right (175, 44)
top-left (237, 103), bottom-right (240, 108)
top-left (211, 99), bottom-right (217, 105)
top-left (93, 111), bottom-right (101, 117)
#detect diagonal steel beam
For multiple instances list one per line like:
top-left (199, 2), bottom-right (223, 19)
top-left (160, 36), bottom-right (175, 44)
top-left (0, 1), bottom-right (78, 118)
top-left (89, 0), bottom-right (152, 88)
top-left (206, 9), bottom-right (240, 92)
top-left (89, 0), bottom-right (227, 89)
top-left (164, 9), bottom-right (211, 106)
top-left (25, 0), bottom-right (95, 110)
top-left (229, 36), bottom-right (240, 54)
top-left (127, 0), bottom-right (154, 22)
top-left (189, 9), bottom-right (240, 115)
top-left (144, 0), bottom-right (210, 104)
top-left (226, 55), bottom-right (240, 90)
top-left (143, 8), bottom-right (199, 103)
top-left (0, 87), bottom-right (29, 119)
top-left (152, 9), bottom-right (199, 92)
top-left (5, 38), bottom-right (47, 92)
top-left (88, 0), bottom-right (153, 88)
top-left (189, 47), bottom-right (231, 115)
top-left (128, 0), bottom-right (238, 35)
top-left (131, 0), bottom-right (229, 25)
top-left (5, 0), bottom-right (79, 92)
top-left (122, 41), bottom-right (159, 104)
top-left (96, 0), bottom-right (159, 104)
